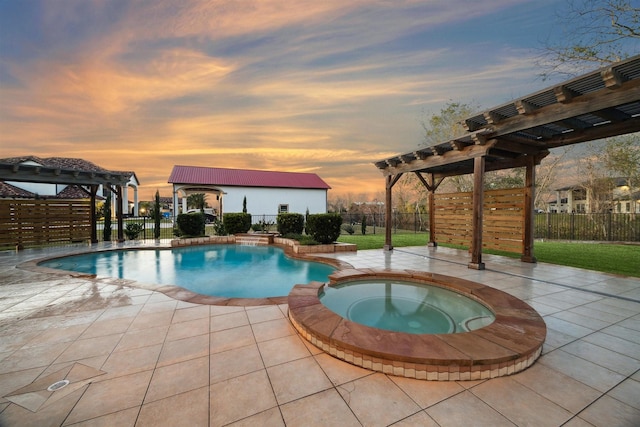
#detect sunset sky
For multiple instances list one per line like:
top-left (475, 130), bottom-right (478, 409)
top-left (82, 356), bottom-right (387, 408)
top-left (1, 0), bottom-right (571, 200)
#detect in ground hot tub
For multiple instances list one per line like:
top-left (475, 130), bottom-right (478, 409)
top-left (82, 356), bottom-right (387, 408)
top-left (320, 279), bottom-right (495, 334)
top-left (288, 269), bottom-right (546, 381)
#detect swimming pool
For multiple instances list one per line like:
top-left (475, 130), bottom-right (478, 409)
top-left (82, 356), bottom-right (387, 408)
top-left (320, 279), bottom-right (495, 334)
top-left (40, 245), bottom-right (336, 298)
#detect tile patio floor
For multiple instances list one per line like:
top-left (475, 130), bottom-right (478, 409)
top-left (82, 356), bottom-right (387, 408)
top-left (0, 242), bottom-right (638, 426)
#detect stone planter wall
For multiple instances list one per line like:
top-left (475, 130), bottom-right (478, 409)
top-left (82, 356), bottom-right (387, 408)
top-left (171, 235), bottom-right (356, 253)
top-left (274, 237), bottom-right (356, 254)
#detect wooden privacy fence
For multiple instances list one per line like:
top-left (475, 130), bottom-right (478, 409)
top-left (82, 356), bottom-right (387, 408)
top-left (0, 199), bottom-right (92, 248)
top-left (434, 188), bottom-right (526, 253)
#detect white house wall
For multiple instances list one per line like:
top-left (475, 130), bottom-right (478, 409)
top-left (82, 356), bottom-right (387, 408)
top-left (220, 186), bottom-right (327, 216)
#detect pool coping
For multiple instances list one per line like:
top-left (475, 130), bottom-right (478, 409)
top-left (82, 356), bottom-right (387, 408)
top-left (288, 268), bottom-right (546, 380)
top-left (17, 242), bottom-right (353, 306)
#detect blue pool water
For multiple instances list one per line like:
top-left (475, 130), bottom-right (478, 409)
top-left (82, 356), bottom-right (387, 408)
top-left (41, 245), bottom-right (336, 298)
top-left (320, 280), bottom-right (495, 334)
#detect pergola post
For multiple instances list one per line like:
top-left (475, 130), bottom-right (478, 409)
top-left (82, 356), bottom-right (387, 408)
top-left (427, 173), bottom-right (437, 247)
top-left (468, 156), bottom-right (485, 270)
top-left (90, 184), bottom-right (98, 244)
top-left (522, 155), bottom-right (537, 263)
top-left (413, 171), bottom-right (440, 247)
top-left (384, 175), bottom-right (393, 251)
top-left (383, 173), bottom-right (403, 251)
top-left (116, 186), bottom-right (124, 242)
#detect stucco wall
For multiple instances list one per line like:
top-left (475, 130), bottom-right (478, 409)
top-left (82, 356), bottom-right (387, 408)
top-left (220, 186), bottom-right (327, 215)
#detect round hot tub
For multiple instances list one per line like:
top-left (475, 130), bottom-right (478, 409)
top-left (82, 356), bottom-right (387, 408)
top-left (288, 269), bottom-right (546, 381)
top-left (320, 279), bottom-right (495, 335)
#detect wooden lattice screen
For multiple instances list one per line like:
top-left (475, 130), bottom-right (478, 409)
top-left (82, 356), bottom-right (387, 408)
top-left (433, 188), bottom-right (526, 253)
top-left (0, 199), bottom-right (92, 248)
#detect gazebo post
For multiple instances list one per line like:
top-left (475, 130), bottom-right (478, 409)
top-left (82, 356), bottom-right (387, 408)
top-left (521, 156), bottom-right (537, 263)
top-left (468, 156), bottom-right (485, 270)
top-left (172, 185), bottom-right (180, 223)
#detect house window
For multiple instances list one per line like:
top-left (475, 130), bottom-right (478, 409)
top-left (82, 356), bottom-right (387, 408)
top-left (278, 204), bottom-right (289, 213)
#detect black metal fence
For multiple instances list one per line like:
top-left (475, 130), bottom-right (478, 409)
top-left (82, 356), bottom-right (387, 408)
top-left (339, 212), bottom-right (429, 234)
top-left (106, 212), bottom-right (639, 243)
top-left (534, 212), bottom-right (639, 242)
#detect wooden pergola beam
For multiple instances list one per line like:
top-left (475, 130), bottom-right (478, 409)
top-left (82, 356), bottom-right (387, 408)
top-left (485, 79), bottom-right (640, 138)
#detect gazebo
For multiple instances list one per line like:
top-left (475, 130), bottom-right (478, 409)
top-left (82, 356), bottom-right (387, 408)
top-left (375, 55), bottom-right (640, 269)
top-left (0, 158), bottom-right (133, 244)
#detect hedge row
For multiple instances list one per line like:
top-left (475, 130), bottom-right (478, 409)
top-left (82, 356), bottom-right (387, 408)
top-left (223, 213), bottom-right (252, 234)
top-left (176, 211), bottom-right (342, 245)
top-left (277, 213), bottom-right (305, 235)
top-left (306, 213), bottom-right (342, 244)
top-left (176, 212), bottom-right (206, 237)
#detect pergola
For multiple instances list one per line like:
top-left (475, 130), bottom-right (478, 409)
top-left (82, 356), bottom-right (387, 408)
top-left (375, 54), bottom-right (640, 270)
top-left (0, 162), bottom-right (133, 242)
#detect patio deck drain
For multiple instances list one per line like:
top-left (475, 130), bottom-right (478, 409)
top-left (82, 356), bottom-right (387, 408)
top-left (3, 363), bottom-right (106, 412)
top-left (46, 380), bottom-right (70, 392)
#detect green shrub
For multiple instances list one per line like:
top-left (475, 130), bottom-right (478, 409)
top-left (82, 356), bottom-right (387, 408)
top-left (297, 235), bottom-right (319, 245)
top-left (124, 223), bottom-right (144, 240)
top-left (176, 212), bottom-right (206, 237)
top-left (252, 215), bottom-right (275, 233)
top-left (223, 213), bottom-right (252, 234)
top-left (282, 233), bottom-right (303, 240)
top-left (277, 213), bottom-right (304, 235)
top-left (282, 233), bottom-right (319, 245)
top-left (153, 190), bottom-right (161, 239)
top-left (212, 219), bottom-right (226, 235)
top-left (306, 213), bottom-right (342, 244)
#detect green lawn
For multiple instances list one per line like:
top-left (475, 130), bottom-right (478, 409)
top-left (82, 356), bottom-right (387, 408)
top-left (338, 232), bottom-right (640, 278)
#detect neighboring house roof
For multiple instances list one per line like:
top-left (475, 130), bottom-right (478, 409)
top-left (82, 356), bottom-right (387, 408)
top-left (168, 166), bottom-right (331, 190)
top-left (55, 185), bottom-right (92, 199)
top-left (0, 181), bottom-right (35, 198)
top-left (0, 182), bottom-right (104, 200)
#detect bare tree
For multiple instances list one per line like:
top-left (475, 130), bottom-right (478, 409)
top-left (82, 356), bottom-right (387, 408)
top-left (577, 143), bottom-right (616, 213)
top-left (538, 0), bottom-right (639, 78)
top-left (534, 147), bottom-right (573, 209)
top-left (603, 134), bottom-right (640, 213)
top-left (419, 102), bottom-right (479, 192)
top-left (420, 102), bottom-right (478, 147)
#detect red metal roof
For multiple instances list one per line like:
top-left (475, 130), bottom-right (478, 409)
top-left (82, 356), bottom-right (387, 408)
top-left (168, 166), bottom-right (331, 190)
